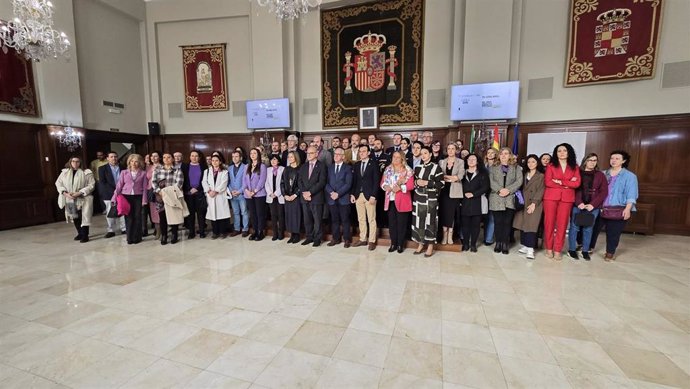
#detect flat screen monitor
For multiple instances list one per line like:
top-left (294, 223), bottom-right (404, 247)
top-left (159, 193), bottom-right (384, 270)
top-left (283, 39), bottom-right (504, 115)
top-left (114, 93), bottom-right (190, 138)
top-left (450, 81), bottom-right (519, 121)
top-left (246, 98), bottom-right (290, 129)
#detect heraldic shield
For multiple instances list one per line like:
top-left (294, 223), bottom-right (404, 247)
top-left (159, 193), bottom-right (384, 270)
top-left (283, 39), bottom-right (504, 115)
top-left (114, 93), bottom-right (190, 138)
top-left (321, 0), bottom-right (425, 128)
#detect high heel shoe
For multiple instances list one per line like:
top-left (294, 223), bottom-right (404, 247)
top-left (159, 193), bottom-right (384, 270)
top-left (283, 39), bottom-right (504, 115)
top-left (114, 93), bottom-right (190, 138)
top-left (494, 242), bottom-right (502, 253)
top-left (388, 245), bottom-right (396, 253)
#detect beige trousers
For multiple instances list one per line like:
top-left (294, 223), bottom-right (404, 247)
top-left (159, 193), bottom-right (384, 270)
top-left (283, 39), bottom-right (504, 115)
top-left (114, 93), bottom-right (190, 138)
top-left (355, 193), bottom-right (377, 242)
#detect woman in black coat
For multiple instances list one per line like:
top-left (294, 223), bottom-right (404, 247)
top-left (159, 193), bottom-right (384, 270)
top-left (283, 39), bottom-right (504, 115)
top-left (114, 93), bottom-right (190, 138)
top-left (460, 154), bottom-right (490, 252)
top-left (281, 151), bottom-right (302, 243)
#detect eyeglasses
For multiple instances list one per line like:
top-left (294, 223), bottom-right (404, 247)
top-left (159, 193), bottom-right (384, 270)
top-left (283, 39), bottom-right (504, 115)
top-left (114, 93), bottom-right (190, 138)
top-left (588, 159), bottom-right (598, 163)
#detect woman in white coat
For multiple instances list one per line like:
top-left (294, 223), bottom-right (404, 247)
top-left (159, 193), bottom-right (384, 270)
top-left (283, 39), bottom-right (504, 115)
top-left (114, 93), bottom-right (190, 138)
top-left (265, 154), bottom-right (285, 240)
top-left (203, 154), bottom-right (231, 239)
top-left (56, 156), bottom-right (95, 243)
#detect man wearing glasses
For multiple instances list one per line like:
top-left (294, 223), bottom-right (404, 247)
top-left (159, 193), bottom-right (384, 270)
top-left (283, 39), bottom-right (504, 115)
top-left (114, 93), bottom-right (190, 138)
top-left (299, 146), bottom-right (327, 246)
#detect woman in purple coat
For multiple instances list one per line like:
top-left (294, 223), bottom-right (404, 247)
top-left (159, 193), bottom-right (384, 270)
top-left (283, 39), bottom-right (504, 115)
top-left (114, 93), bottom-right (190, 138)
top-left (243, 148), bottom-right (268, 241)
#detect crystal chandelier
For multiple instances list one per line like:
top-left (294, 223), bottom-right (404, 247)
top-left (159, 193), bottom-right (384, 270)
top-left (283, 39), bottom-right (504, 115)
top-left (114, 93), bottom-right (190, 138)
top-left (255, 0), bottom-right (322, 20)
top-left (51, 125), bottom-right (82, 152)
top-left (0, 0), bottom-right (71, 61)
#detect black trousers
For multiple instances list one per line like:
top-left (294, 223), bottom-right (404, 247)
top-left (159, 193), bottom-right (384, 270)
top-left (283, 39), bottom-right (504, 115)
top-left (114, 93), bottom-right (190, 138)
top-left (329, 203), bottom-right (351, 242)
top-left (124, 195), bottom-right (143, 243)
top-left (602, 218), bottom-right (627, 254)
top-left (184, 193), bottom-right (207, 236)
top-left (269, 201), bottom-right (285, 238)
top-left (461, 215), bottom-right (482, 248)
top-left (387, 202), bottom-right (409, 248)
top-left (302, 202), bottom-right (324, 242)
top-left (159, 211), bottom-right (179, 238)
top-left (246, 197), bottom-right (267, 234)
top-left (211, 218), bottom-right (230, 236)
top-left (493, 209), bottom-right (515, 245)
top-left (588, 214), bottom-right (604, 251)
top-left (521, 231), bottom-right (537, 249)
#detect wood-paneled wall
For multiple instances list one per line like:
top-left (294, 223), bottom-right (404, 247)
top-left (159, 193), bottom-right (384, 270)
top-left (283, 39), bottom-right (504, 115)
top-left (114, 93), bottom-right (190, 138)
top-left (153, 114), bottom-right (690, 236)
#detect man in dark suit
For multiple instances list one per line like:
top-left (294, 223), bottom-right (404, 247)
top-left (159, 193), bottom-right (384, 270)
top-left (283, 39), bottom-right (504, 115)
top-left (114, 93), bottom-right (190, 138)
top-left (282, 134), bottom-right (307, 167)
top-left (98, 151), bottom-right (126, 238)
top-left (350, 145), bottom-right (380, 250)
top-left (370, 138), bottom-right (389, 228)
top-left (299, 146), bottom-right (327, 246)
top-left (326, 147), bottom-right (353, 248)
top-left (385, 133), bottom-right (403, 154)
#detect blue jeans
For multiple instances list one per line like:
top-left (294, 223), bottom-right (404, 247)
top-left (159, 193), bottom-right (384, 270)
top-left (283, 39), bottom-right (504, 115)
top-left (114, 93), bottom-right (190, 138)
top-left (483, 212), bottom-right (495, 244)
top-left (230, 196), bottom-right (249, 232)
top-left (568, 207), bottom-right (599, 252)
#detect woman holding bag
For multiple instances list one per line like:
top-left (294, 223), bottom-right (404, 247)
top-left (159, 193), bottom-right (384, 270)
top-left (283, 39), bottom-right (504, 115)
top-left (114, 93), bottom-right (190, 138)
top-left (381, 150), bottom-right (415, 253)
top-left (203, 154), bottom-right (231, 239)
top-left (600, 150), bottom-right (638, 261)
top-left (567, 153), bottom-right (607, 261)
top-left (112, 154), bottom-right (148, 244)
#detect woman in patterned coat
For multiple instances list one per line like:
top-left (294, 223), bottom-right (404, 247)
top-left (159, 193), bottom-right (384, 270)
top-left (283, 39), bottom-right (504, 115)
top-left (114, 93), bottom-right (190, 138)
top-left (412, 146), bottom-right (445, 258)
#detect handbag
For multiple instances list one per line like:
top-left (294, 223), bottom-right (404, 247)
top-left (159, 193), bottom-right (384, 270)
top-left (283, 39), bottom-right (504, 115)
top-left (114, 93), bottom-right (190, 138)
top-left (601, 205), bottom-right (626, 220)
top-left (574, 210), bottom-right (596, 227)
top-left (107, 204), bottom-right (119, 218)
top-left (514, 190), bottom-right (525, 211)
top-left (147, 189), bottom-right (155, 203)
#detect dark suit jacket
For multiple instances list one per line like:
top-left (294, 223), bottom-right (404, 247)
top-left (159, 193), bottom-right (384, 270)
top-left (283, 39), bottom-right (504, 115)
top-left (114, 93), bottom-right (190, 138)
top-left (461, 169), bottom-right (490, 216)
top-left (326, 163), bottom-right (353, 206)
top-left (299, 160), bottom-right (327, 204)
top-left (351, 159), bottom-right (380, 200)
top-left (282, 149), bottom-right (307, 168)
top-left (98, 164), bottom-right (120, 201)
top-left (385, 146), bottom-right (402, 154)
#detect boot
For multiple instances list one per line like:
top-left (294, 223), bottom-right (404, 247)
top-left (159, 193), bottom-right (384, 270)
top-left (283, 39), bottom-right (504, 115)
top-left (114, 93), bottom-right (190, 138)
top-left (73, 219), bottom-right (82, 240)
top-left (161, 228), bottom-right (168, 245)
top-left (441, 227), bottom-right (448, 245)
top-left (80, 226), bottom-right (89, 243)
top-left (447, 228), bottom-right (454, 245)
top-left (171, 226), bottom-right (179, 244)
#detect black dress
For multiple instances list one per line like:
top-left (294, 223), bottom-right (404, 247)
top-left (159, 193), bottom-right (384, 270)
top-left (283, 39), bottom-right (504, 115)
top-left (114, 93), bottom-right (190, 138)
top-left (439, 163), bottom-right (460, 228)
top-left (281, 166), bottom-right (301, 234)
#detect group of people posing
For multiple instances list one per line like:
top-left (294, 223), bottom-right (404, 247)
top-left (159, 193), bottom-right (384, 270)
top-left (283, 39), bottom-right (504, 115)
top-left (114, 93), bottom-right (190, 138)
top-left (56, 131), bottom-right (638, 261)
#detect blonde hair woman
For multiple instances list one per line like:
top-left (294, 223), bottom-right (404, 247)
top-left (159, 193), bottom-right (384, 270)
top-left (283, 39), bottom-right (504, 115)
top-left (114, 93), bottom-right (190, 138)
top-left (55, 156), bottom-right (95, 243)
top-left (488, 147), bottom-right (523, 254)
top-left (112, 154), bottom-right (148, 244)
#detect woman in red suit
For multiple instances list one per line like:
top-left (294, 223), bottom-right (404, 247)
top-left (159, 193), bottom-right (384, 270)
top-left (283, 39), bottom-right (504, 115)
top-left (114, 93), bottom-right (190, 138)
top-left (543, 143), bottom-right (581, 260)
top-left (381, 151), bottom-right (415, 253)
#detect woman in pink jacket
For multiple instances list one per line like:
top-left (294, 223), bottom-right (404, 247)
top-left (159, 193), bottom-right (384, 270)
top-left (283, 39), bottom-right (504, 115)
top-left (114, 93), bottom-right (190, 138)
top-left (112, 154), bottom-right (148, 244)
top-left (381, 151), bottom-right (415, 253)
top-left (543, 143), bottom-right (581, 260)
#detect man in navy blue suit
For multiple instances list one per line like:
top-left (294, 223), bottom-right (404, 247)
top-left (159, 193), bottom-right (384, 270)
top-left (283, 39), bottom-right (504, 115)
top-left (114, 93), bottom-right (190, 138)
top-left (326, 147), bottom-right (353, 248)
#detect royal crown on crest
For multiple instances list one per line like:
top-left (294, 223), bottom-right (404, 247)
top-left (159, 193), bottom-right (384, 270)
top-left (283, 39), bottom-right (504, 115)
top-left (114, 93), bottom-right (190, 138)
top-left (597, 8), bottom-right (632, 24)
top-left (353, 31), bottom-right (387, 54)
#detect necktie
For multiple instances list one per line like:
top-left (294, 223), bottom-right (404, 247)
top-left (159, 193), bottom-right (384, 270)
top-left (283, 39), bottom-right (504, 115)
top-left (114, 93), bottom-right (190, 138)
top-left (361, 162), bottom-right (366, 176)
top-left (309, 162), bottom-right (314, 178)
top-left (335, 165), bottom-right (340, 175)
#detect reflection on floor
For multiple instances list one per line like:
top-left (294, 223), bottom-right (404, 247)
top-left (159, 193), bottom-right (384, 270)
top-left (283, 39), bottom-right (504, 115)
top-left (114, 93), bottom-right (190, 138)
top-left (0, 217), bottom-right (689, 388)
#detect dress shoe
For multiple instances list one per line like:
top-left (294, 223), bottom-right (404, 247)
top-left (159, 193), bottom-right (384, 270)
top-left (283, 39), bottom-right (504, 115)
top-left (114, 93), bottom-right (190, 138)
top-left (74, 235), bottom-right (81, 241)
top-left (241, 231), bottom-right (249, 238)
top-left (221, 234), bottom-right (228, 239)
top-left (229, 231), bottom-right (239, 237)
top-left (344, 241), bottom-right (351, 248)
top-left (501, 245), bottom-right (509, 255)
top-left (604, 252), bottom-right (614, 262)
top-left (312, 241), bottom-right (321, 247)
top-left (272, 236), bottom-right (279, 241)
top-left (368, 242), bottom-right (376, 251)
top-left (127, 240), bottom-right (133, 245)
top-left (171, 236), bottom-right (179, 244)
top-left (567, 250), bottom-right (580, 260)
top-left (199, 232), bottom-right (206, 238)
top-left (121, 230), bottom-right (127, 235)
top-left (248, 234), bottom-right (256, 241)
top-left (493, 243), bottom-right (501, 253)
top-left (327, 240), bottom-right (341, 247)
top-left (470, 245), bottom-right (477, 252)
top-left (80, 236), bottom-right (89, 243)
top-left (353, 240), bottom-right (368, 248)
top-left (161, 237), bottom-right (168, 245)
top-left (388, 245), bottom-right (396, 252)
top-left (582, 251), bottom-right (591, 261)
top-left (276, 235), bottom-right (283, 241)
top-left (104, 232), bottom-right (116, 239)
top-left (187, 234), bottom-right (195, 239)
top-left (397, 246), bottom-right (404, 254)
top-left (212, 234), bottom-right (219, 240)
top-left (255, 233), bottom-right (264, 241)
top-left (301, 239), bottom-right (313, 246)
top-left (462, 245), bottom-right (469, 251)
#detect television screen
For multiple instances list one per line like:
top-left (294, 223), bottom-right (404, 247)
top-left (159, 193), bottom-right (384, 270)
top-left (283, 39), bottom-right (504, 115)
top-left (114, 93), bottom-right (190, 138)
top-left (450, 81), bottom-right (520, 121)
top-left (246, 98), bottom-right (290, 129)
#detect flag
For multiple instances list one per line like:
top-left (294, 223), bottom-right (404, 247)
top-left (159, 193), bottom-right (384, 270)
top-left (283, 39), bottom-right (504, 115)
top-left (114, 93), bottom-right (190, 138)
top-left (469, 124), bottom-right (475, 152)
top-left (512, 123), bottom-right (519, 155)
top-left (492, 124), bottom-right (500, 150)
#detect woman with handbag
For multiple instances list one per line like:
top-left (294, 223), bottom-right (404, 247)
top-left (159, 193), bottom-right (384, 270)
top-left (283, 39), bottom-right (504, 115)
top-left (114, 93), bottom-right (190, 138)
top-left (112, 154), bottom-right (148, 244)
top-left (461, 154), bottom-right (490, 252)
top-left (281, 151), bottom-right (302, 243)
top-left (55, 157), bottom-right (95, 243)
top-left (513, 155), bottom-right (545, 259)
top-left (600, 150), bottom-right (638, 261)
top-left (438, 143), bottom-right (464, 245)
top-left (543, 143), bottom-right (581, 260)
top-left (152, 153), bottom-right (184, 245)
top-left (567, 153), bottom-right (608, 260)
top-left (489, 147), bottom-right (523, 254)
top-left (381, 151), bottom-right (415, 253)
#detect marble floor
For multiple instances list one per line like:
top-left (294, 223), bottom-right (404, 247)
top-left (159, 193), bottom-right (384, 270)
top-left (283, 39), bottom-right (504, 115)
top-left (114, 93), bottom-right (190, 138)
top-left (0, 217), bottom-right (689, 389)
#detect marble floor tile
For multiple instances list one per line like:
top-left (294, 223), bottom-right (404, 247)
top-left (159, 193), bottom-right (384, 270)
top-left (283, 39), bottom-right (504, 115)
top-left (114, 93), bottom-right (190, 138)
top-left (0, 366), bottom-right (69, 389)
top-left (490, 327), bottom-right (557, 364)
top-left (562, 367), bottom-right (637, 389)
top-left (254, 348), bottom-right (331, 389)
top-left (544, 335), bottom-right (625, 376)
top-left (499, 355), bottom-right (572, 389)
top-left (120, 359), bottom-right (201, 389)
top-left (243, 313), bottom-right (305, 347)
top-left (442, 320), bottom-right (496, 353)
top-left (348, 306), bottom-right (399, 336)
top-left (61, 347), bottom-right (158, 388)
top-left (308, 300), bottom-right (359, 327)
top-left (333, 328), bottom-right (392, 368)
top-left (443, 346), bottom-right (506, 389)
top-left (384, 337), bottom-right (444, 381)
top-left (285, 320), bottom-right (346, 357)
top-left (394, 313), bottom-right (443, 344)
top-left (441, 300), bottom-right (487, 326)
top-left (206, 338), bottom-right (282, 382)
top-left (378, 369), bottom-right (443, 389)
top-left (316, 358), bottom-right (382, 389)
top-left (602, 344), bottom-right (690, 388)
top-left (178, 371), bottom-right (251, 389)
top-left (204, 308), bottom-right (266, 336)
top-left (164, 328), bottom-right (238, 369)
top-left (530, 312), bottom-right (593, 341)
top-left (126, 321), bottom-right (199, 357)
